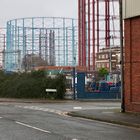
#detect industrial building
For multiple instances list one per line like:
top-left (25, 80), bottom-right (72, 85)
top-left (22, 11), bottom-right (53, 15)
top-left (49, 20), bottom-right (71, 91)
top-left (0, 0), bottom-right (121, 73)
top-left (78, 0), bottom-right (120, 71)
top-left (5, 17), bottom-right (78, 72)
top-left (96, 46), bottom-right (120, 72)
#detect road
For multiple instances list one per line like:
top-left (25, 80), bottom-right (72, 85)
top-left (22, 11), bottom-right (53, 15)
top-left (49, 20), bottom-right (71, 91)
top-left (0, 101), bottom-right (140, 140)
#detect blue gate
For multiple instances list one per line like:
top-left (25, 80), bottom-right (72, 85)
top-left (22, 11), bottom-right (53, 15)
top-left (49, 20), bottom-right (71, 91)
top-left (76, 72), bottom-right (121, 99)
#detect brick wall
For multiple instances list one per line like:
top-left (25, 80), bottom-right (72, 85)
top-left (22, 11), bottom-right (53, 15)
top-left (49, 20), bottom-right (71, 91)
top-left (124, 16), bottom-right (140, 112)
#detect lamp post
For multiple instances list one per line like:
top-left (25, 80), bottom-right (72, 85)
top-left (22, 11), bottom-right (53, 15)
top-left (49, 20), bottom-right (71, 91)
top-left (73, 42), bottom-right (77, 100)
top-left (109, 46), bottom-right (112, 73)
top-left (73, 66), bottom-right (76, 100)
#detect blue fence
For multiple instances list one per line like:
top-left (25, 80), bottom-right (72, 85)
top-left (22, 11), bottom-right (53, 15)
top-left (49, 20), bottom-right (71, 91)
top-left (76, 72), bottom-right (121, 99)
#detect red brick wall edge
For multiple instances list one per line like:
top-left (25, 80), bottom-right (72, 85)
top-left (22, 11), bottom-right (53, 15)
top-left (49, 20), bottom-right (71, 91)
top-left (124, 17), bottom-right (140, 113)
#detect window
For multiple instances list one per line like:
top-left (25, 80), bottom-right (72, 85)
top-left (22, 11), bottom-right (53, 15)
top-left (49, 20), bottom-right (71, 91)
top-left (97, 63), bottom-right (101, 68)
top-left (102, 63), bottom-right (105, 68)
top-left (106, 54), bottom-right (108, 59)
top-left (107, 63), bottom-right (109, 68)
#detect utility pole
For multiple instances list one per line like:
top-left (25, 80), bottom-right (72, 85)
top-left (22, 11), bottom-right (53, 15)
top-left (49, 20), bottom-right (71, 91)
top-left (119, 0), bottom-right (125, 112)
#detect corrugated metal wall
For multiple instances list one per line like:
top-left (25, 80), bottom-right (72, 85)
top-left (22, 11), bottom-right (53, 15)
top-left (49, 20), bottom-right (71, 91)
top-left (123, 0), bottom-right (140, 19)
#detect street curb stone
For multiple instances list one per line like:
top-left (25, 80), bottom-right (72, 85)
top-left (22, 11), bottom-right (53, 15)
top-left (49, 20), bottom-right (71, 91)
top-left (68, 112), bottom-right (140, 129)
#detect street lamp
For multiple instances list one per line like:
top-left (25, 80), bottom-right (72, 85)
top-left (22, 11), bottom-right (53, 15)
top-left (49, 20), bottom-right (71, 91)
top-left (73, 66), bottom-right (76, 100)
top-left (72, 57), bottom-right (76, 100)
top-left (109, 47), bottom-right (112, 73)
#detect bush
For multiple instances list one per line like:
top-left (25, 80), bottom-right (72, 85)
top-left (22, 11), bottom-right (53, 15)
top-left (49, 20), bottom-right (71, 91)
top-left (0, 70), bottom-right (66, 99)
top-left (98, 68), bottom-right (109, 79)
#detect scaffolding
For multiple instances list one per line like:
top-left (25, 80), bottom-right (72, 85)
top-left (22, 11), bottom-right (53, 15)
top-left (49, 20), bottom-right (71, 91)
top-left (5, 17), bottom-right (78, 72)
top-left (78, 0), bottom-right (120, 71)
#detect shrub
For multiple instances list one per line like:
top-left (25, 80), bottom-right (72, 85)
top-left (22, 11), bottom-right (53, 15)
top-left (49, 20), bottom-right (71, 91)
top-left (0, 70), bottom-right (66, 99)
top-left (98, 68), bottom-right (109, 79)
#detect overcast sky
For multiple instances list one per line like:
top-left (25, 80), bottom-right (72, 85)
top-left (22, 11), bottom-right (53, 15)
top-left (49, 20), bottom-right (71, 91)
top-left (0, 0), bottom-right (77, 27)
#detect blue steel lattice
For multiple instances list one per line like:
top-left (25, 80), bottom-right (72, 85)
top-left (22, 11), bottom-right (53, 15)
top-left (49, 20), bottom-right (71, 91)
top-left (6, 17), bottom-right (78, 72)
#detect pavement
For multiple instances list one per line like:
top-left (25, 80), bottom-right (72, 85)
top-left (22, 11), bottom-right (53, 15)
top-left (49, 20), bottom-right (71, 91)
top-left (68, 107), bottom-right (140, 129)
top-left (0, 98), bottom-right (140, 129)
top-left (0, 98), bottom-right (73, 103)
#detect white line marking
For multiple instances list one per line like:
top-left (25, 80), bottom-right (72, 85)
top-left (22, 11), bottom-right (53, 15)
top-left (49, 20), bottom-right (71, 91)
top-left (16, 105), bottom-right (69, 117)
top-left (16, 121), bottom-right (51, 134)
top-left (102, 112), bottom-right (114, 114)
top-left (73, 107), bottom-right (82, 110)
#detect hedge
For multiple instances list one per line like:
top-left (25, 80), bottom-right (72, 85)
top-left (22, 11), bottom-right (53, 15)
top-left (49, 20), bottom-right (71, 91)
top-left (0, 70), bottom-right (66, 99)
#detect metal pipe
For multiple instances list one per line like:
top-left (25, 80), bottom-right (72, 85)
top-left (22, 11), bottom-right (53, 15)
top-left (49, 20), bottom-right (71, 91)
top-left (45, 29), bottom-right (48, 61)
top-left (81, 0), bottom-right (84, 66)
top-left (105, 0), bottom-right (110, 48)
top-left (92, 0), bottom-right (95, 70)
top-left (39, 29), bottom-right (42, 57)
top-left (83, 0), bottom-right (86, 66)
top-left (78, 0), bottom-right (82, 66)
top-left (72, 20), bottom-right (75, 66)
top-left (66, 28), bottom-right (68, 66)
top-left (32, 18), bottom-right (34, 54)
top-left (107, 0), bottom-right (110, 48)
top-left (88, 0), bottom-right (91, 70)
top-left (84, 0), bottom-right (87, 66)
top-left (63, 18), bottom-right (66, 66)
top-left (96, 0), bottom-right (99, 52)
top-left (105, 0), bottom-right (108, 48)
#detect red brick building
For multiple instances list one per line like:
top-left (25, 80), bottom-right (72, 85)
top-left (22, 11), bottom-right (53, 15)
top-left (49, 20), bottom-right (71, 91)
top-left (96, 47), bottom-right (120, 72)
top-left (123, 0), bottom-right (140, 112)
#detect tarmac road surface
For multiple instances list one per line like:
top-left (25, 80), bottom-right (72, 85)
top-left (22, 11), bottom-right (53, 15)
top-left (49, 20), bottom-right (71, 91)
top-left (0, 101), bottom-right (140, 140)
